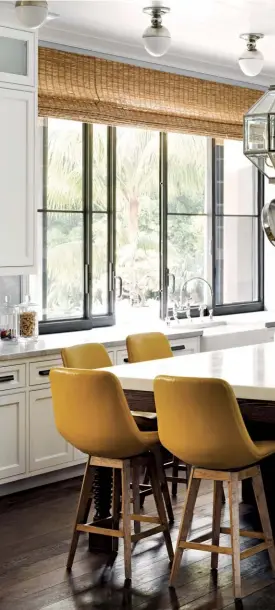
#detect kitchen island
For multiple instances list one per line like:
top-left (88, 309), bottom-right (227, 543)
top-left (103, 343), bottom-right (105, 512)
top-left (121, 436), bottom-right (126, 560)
top-left (90, 342), bottom-right (275, 549)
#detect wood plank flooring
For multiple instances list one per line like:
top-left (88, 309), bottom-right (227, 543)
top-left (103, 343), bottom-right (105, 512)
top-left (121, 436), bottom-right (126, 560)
top-left (0, 474), bottom-right (275, 609)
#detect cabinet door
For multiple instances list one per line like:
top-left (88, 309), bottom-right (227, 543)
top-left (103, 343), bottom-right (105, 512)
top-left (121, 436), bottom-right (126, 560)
top-left (0, 27), bottom-right (35, 87)
top-left (0, 88), bottom-right (35, 274)
top-left (0, 392), bottom-right (25, 480)
top-left (116, 349), bottom-right (128, 365)
top-left (29, 388), bottom-right (73, 472)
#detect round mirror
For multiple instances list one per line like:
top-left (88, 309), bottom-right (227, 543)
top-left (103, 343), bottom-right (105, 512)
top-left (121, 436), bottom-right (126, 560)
top-left (262, 199), bottom-right (275, 246)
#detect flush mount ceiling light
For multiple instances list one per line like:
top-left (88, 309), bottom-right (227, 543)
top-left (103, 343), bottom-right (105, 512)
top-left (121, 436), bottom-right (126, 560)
top-left (238, 33), bottom-right (264, 77)
top-left (15, 0), bottom-right (49, 29)
top-left (142, 5), bottom-right (171, 57)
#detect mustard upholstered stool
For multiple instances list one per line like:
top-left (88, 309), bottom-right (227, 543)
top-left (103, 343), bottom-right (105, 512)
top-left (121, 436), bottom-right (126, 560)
top-left (50, 368), bottom-right (174, 583)
top-left (126, 332), bottom-right (190, 497)
top-left (61, 343), bottom-right (172, 526)
top-left (154, 375), bottom-right (275, 600)
top-left (61, 343), bottom-right (157, 432)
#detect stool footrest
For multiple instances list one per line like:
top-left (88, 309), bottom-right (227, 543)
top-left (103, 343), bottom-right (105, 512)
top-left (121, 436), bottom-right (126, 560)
top-left (131, 524), bottom-right (165, 543)
top-left (166, 476), bottom-right (188, 484)
top-left (240, 542), bottom-right (271, 560)
top-left (220, 527), bottom-right (265, 540)
top-left (179, 540), bottom-right (232, 555)
top-left (77, 524), bottom-right (124, 538)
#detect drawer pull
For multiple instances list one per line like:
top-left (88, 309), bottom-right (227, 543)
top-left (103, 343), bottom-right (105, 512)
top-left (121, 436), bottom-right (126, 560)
top-left (0, 374), bottom-right (14, 383)
top-left (123, 358), bottom-right (129, 363)
top-left (171, 345), bottom-right (186, 352)
top-left (39, 369), bottom-right (50, 377)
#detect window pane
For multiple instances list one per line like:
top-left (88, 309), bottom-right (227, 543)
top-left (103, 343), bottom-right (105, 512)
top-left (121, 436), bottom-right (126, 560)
top-left (0, 276), bottom-right (21, 305)
top-left (46, 119), bottom-right (83, 211)
top-left (93, 124), bottom-right (108, 212)
top-left (43, 212), bottom-right (84, 320)
top-left (218, 139), bottom-right (257, 215)
top-left (116, 127), bottom-right (160, 325)
top-left (92, 213), bottom-right (108, 315)
top-left (215, 216), bottom-right (258, 305)
top-left (168, 133), bottom-right (206, 214)
top-left (168, 215), bottom-right (210, 304)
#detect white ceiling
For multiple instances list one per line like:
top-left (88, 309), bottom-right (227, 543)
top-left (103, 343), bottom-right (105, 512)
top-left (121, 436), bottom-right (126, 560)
top-left (37, 0), bottom-right (275, 86)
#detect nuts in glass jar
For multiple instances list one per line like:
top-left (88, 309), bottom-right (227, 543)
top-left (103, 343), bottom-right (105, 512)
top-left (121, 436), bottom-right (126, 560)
top-left (20, 311), bottom-right (36, 338)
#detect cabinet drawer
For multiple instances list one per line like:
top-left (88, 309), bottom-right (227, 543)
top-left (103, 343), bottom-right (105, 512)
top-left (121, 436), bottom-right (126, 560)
top-left (29, 359), bottom-right (62, 386)
top-left (116, 349), bottom-right (128, 365)
top-left (170, 337), bottom-right (200, 355)
top-left (0, 363), bottom-right (26, 392)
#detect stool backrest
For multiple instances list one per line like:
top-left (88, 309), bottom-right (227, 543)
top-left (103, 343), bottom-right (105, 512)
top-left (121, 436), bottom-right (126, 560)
top-left (61, 343), bottom-right (112, 370)
top-left (50, 368), bottom-right (144, 458)
top-left (126, 332), bottom-right (173, 363)
top-left (154, 375), bottom-right (259, 470)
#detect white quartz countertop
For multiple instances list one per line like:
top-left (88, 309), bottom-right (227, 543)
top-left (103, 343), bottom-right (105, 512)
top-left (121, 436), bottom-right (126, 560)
top-left (0, 310), bottom-right (274, 362)
top-left (104, 342), bottom-right (275, 401)
top-left (0, 322), bottom-right (203, 361)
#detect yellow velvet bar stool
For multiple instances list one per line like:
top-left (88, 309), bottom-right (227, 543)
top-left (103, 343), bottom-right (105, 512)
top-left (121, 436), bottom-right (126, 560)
top-left (61, 342), bottom-right (173, 525)
top-left (154, 375), bottom-right (275, 600)
top-left (61, 343), bottom-right (157, 432)
top-left (50, 368), bottom-right (174, 583)
top-left (126, 332), bottom-right (190, 497)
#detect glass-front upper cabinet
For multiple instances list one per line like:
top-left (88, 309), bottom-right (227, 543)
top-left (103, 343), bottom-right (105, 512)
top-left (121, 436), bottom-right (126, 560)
top-left (0, 27), bottom-right (35, 88)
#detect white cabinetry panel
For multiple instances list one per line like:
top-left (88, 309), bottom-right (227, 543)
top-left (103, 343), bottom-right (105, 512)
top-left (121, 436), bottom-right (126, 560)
top-left (29, 388), bottom-right (73, 472)
top-left (170, 336), bottom-right (200, 356)
top-left (0, 88), bottom-right (35, 274)
top-left (0, 392), bottom-right (25, 479)
top-left (116, 349), bottom-right (128, 365)
top-left (0, 27), bottom-right (35, 87)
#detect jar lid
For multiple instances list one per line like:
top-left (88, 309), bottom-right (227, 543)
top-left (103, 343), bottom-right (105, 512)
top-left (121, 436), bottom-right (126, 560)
top-left (19, 295), bottom-right (38, 308)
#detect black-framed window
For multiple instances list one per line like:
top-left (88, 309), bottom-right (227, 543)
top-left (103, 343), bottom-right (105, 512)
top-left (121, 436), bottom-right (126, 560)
top-left (36, 119), bottom-right (264, 334)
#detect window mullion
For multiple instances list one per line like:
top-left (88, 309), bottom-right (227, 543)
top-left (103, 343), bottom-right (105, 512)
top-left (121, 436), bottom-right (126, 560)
top-left (83, 122), bottom-right (93, 321)
top-left (160, 131), bottom-right (168, 319)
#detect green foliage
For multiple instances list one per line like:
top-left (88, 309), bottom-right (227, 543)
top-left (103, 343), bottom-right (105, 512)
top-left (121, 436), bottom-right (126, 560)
top-left (45, 120), bottom-right (206, 318)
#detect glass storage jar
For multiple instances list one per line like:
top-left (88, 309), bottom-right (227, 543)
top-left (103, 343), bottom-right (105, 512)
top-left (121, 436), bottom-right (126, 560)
top-left (18, 295), bottom-right (38, 341)
top-left (0, 296), bottom-right (18, 342)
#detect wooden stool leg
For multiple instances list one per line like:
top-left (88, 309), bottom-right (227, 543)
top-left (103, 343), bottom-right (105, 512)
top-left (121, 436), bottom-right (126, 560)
top-left (67, 458), bottom-right (94, 570)
top-left (153, 447), bottom-right (174, 524)
top-left (252, 468), bottom-right (275, 571)
top-left (112, 468), bottom-right (122, 552)
top-left (228, 472), bottom-right (241, 600)
top-left (170, 469), bottom-right (200, 586)
top-left (122, 460), bottom-right (132, 583)
top-left (132, 466), bottom-right (141, 534)
top-left (211, 480), bottom-right (223, 570)
top-left (149, 455), bottom-right (174, 563)
top-left (172, 456), bottom-right (179, 497)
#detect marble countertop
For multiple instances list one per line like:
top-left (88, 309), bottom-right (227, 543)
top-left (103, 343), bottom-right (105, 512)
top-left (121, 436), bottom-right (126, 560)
top-left (0, 323), bottom-right (203, 361)
top-left (105, 342), bottom-right (275, 401)
top-left (0, 311), bottom-right (274, 362)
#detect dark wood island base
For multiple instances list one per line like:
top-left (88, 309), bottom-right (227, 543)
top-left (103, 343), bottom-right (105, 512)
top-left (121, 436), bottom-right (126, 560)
top-left (88, 392), bottom-right (275, 552)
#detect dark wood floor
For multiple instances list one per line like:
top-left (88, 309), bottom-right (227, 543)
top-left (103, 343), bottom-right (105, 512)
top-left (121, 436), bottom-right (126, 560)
top-left (0, 474), bottom-right (275, 610)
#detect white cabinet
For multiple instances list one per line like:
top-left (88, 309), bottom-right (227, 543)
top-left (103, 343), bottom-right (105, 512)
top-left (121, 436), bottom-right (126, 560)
top-left (29, 388), bottom-right (73, 472)
top-left (116, 349), bottom-right (128, 364)
top-left (0, 88), bottom-right (36, 274)
top-left (0, 27), bottom-right (35, 87)
top-left (170, 336), bottom-right (200, 356)
top-left (0, 392), bottom-right (26, 479)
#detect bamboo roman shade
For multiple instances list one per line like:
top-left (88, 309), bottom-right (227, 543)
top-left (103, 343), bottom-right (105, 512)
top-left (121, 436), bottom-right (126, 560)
top-left (38, 47), bottom-right (262, 139)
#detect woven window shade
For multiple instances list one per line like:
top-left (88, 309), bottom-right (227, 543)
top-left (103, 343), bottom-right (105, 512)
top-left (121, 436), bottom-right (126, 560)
top-left (38, 46), bottom-right (262, 139)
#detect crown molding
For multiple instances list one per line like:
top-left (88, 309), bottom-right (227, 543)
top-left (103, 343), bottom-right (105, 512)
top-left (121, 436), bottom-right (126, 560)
top-left (39, 25), bottom-right (270, 90)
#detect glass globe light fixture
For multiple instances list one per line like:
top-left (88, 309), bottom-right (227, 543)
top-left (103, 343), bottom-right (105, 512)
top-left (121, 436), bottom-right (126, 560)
top-left (244, 85), bottom-right (275, 245)
top-left (142, 6), bottom-right (171, 57)
top-left (15, 0), bottom-right (48, 29)
top-left (238, 34), bottom-right (264, 77)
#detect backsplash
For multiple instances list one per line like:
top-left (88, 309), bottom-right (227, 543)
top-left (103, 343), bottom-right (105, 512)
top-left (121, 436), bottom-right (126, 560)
top-left (0, 276), bottom-right (21, 305)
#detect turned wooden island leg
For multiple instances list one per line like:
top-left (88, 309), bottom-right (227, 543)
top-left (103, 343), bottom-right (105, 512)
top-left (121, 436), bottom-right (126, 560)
top-left (88, 466), bottom-right (113, 553)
